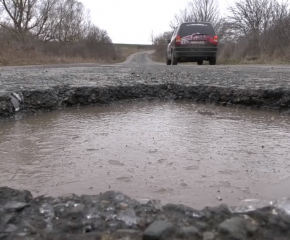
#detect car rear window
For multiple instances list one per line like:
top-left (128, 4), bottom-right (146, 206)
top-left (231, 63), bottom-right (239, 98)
top-left (179, 23), bottom-right (215, 36)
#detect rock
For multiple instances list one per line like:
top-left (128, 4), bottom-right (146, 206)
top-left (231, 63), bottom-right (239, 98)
top-left (116, 229), bottom-right (142, 239)
top-left (0, 188), bottom-right (32, 204)
top-left (216, 196), bottom-right (222, 201)
top-left (178, 226), bottom-right (200, 239)
top-left (0, 234), bottom-right (8, 239)
top-left (195, 222), bottom-right (208, 231)
top-left (163, 203), bottom-right (198, 216)
top-left (4, 224), bottom-right (18, 233)
top-left (3, 202), bottom-right (30, 212)
top-left (46, 232), bottom-right (103, 240)
top-left (143, 221), bottom-right (175, 240)
top-left (202, 204), bottom-right (231, 221)
top-left (203, 232), bottom-right (215, 240)
top-left (118, 202), bottom-right (129, 210)
top-left (117, 208), bottom-right (137, 226)
top-left (218, 217), bottom-right (257, 240)
top-left (1, 187), bottom-right (290, 240)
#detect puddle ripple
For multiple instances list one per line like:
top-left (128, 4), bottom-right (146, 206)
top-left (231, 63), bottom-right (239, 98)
top-left (1, 100), bottom-right (290, 209)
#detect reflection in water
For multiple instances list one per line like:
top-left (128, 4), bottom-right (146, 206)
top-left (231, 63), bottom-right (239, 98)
top-left (1, 100), bottom-right (290, 209)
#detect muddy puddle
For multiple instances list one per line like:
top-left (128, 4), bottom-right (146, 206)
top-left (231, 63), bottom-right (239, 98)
top-left (1, 100), bottom-right (290, 209)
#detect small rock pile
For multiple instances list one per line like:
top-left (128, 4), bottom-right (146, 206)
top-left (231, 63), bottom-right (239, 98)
top-left (0, 187), bottom-right (290, 240)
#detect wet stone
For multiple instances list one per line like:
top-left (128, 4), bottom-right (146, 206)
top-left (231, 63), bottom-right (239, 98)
top-left (143, 220), bottom-right (175, 240)
top-left (46, 232), bottom-right (103, 240)
top-left (0, 234), bottom-right (8, 239)
top-left (118, 202), bottom-right (129, 210)
top-left (218, 217), bottom-right (257, 240)
top-left (1, 187), bottom-right (290, 239)
top-left (163, 204), bottom-right (198, 216)
top-left (4, 224), bottom-right (17, 233)
top-left (0, 188), bottom-right (32, 204)
top-left (195, 222), bottom-right (208, 231)
top-left (178, 226), bottom-right (200, 239)
top-left (101, 200), bottom-right (110, 206)
top-left (117, 208), bottom-right (138, 226)
top-left (116, 229), bottom-right (142, 239)
top-left (203, 232), bottom-right (215, 240)
top-left (202, 204), bottom-right (231, 221)
top-left (3, 202), bottom-right (30, 212)
top-left (0, 214), bottom-right (15, 227)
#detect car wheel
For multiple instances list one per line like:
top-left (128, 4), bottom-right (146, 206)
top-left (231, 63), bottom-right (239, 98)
top-left (197, 60), bottom-right (203, 65)
top-left (209, 57), bottom-right (216, 65)
top-left (171, 51), bottom-right (178, 65)
top-left (166, 53), bottom-right (171, 65)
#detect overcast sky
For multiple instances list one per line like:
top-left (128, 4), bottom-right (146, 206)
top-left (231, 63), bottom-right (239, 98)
top-left (80, 0), bottom-right (231, 44)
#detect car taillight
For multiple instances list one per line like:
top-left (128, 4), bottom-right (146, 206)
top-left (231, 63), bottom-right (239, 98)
top-left (214, 35), bottom-right (218, 43)
top-left (209, 35), bottom-right (218, 45)
top-left (175, 35), bottom-right (181, 45)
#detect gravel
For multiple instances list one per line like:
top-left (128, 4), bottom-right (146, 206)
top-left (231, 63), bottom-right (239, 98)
top-left (1, 187), bottom-right (290, 240)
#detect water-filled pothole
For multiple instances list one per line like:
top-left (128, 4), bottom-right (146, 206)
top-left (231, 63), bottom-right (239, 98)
top-left (1, 100), bottom-right (290, 209)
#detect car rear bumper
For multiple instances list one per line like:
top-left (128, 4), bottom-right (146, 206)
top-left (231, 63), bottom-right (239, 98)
top-left (174, 46), bottom-right (217, 58)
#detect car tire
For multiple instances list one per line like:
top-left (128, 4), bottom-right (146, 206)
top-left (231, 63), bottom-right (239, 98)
top-left (171, 51), bottom-right (178, 65)
top-left (209, 57), bottom-right (216, 65)
top-left (197, 60), bottom-right (203, 65)
top-left (166, 54), bottom-right (171, 65)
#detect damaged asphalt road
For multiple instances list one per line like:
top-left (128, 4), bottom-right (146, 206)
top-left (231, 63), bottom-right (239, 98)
top-left (1, 52), bottom-right (290, 239)
top-left (1, 51), bottom-right (290, 118)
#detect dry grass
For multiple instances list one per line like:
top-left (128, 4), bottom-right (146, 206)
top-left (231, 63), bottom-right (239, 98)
top-left (0, 48), bottom-right (99, 66)
top-left (113, 45), bottom-right (153, 63)
top-left (151, 51), bottom-right (166, 63)
top-left (150, 43), bottom-right (290, 65)
top-left (0, 43), bottom-right (153, 66)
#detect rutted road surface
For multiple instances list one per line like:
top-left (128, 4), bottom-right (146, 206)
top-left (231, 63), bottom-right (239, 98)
top-left (1, 52), bottom-right (290, 240)
top-left (1, 51), bottom-right (290, 118)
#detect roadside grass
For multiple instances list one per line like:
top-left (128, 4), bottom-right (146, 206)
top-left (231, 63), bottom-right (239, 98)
top-left (113, 43), bottom-right (153, 50)
top-left (113, 44), bottom-right (154, 63)
top-left (0, 43), bottom-right (154, 66)
top-left (0, 48), bottom-right (101, 66)
top-left (151, 49), bottom-right (290, 65)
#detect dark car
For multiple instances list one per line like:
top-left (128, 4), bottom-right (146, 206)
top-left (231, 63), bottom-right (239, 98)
top-left (166, 22), bottom-right (218, 65)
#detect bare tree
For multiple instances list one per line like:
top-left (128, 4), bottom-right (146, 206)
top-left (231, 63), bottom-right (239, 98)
top-left (225, 0), bottom-right (290, 56)
top-left (34, 0), bottom-right (58, 42)
top-left (150, 31), bottom-right (173, 60)
top-left (0, 0), bottom-right (39, 42)
top-left (85, 25), bottom-right (112, 45)
top-left (227, 0), bottom-right (275, 36)
top-left (265, 0), bottom-right (290, 48)
top-left (0, 0), bottom-right (61, 42)
top-left (170, 0), bottom-right (221, 30)
top-left (53, 0), bottom-right (86, 43)
top-left (0, 0), bottom-right (117, 64)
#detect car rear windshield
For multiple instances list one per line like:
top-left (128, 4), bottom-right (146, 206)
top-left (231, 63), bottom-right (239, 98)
top-left (179, 23), bottom-right (215, 36)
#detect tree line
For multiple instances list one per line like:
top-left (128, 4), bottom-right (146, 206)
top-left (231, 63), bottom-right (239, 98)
top-left (152, 0), bottom-right (290, 63)
top-left (0, 0), bottom-right (116, 64)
